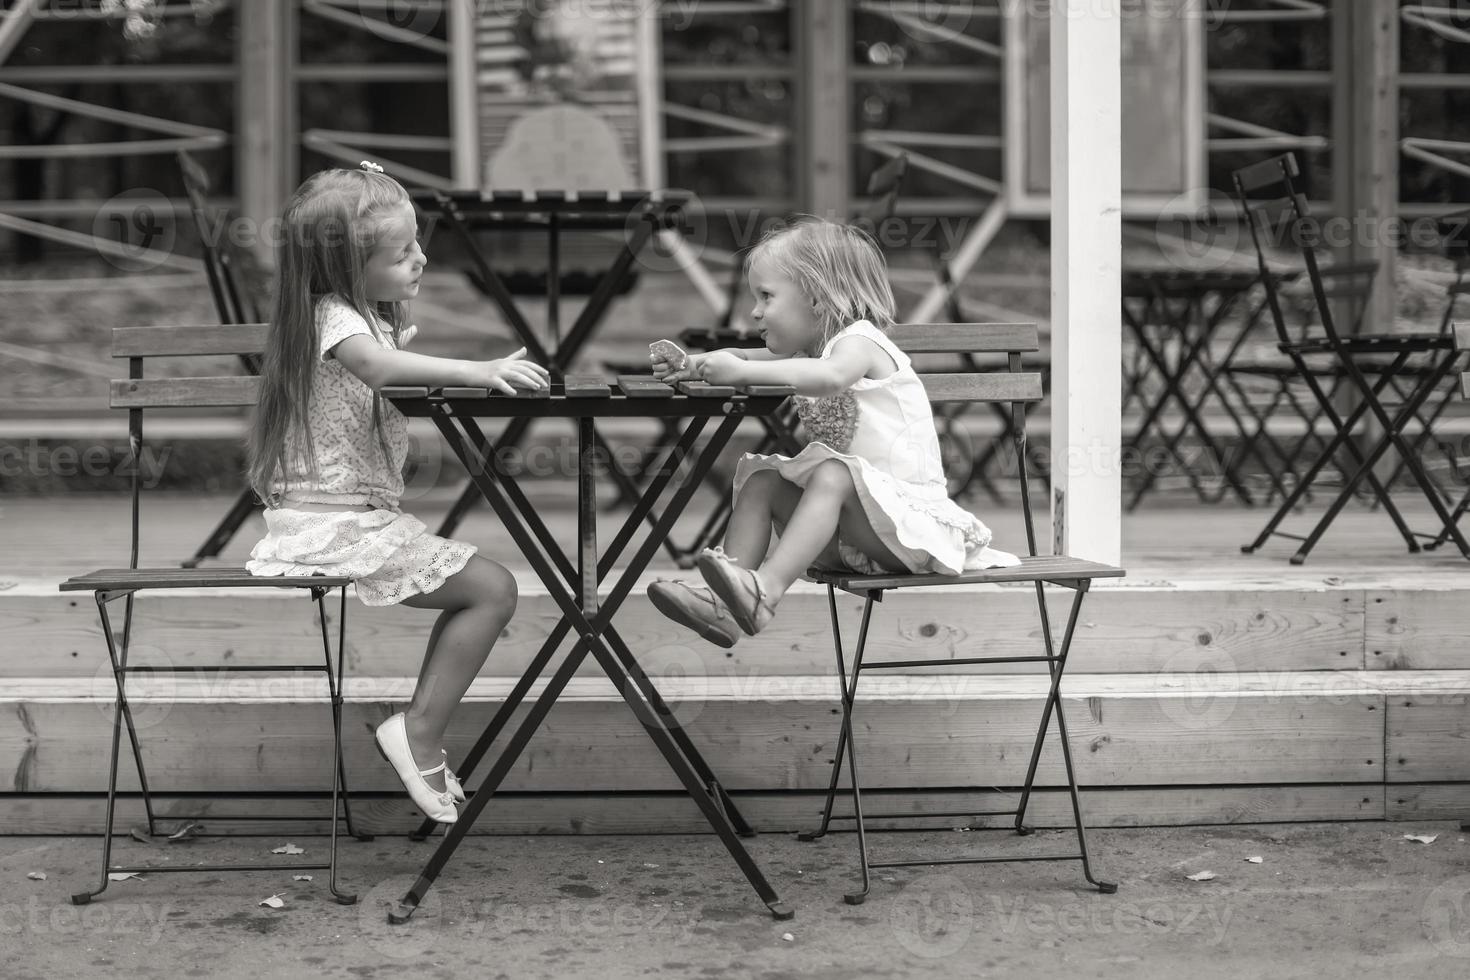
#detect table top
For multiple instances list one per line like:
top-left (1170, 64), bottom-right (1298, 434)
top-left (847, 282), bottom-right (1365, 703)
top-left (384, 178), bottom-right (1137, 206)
top-left (385, 377), bottom-right (796, 419)
top-left (411, 188), bottom-right (691, 225)
top-left (1122, 266), bottom-right (1262, 297)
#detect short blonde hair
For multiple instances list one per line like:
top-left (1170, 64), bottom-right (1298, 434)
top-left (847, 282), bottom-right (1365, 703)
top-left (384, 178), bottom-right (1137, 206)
top-left (746, 217), bottom-right (896, 348)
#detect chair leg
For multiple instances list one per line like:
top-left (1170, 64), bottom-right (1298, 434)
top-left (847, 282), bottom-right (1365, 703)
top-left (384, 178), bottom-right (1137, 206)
top-left (317, 587), bottom-right (360, 905)
top-left (1015, 582), bottom-right (1115, 893)
top-left (113, 594), bottom-right (157, 835)
top-left (796, 586), bottom-right (876, 904)
top-left (839, 598), bottom-right (876, 906)
top-left (72, 592), bottom-right (132, 906)
top-left (798, 585), bottom-right (858, 843)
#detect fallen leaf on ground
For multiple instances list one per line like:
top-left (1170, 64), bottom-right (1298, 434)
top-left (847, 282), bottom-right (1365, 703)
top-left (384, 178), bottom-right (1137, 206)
top-left (1245, 856), bottom-right (1264, 864)
top-left (167, 822), bottom-right (202, 841)
top-left (259, 895), bottom-right (285, 909)
top-left (1322, 576), bottom-right (1345, 586)
top-left (26, 871), bottom-right (45, 881)
top-left (271, 843), bottom-right (305, 855)
top-left (107, 872), bottom-right (143, 882)
top-left (1185, 871), bottom-right (1217, 882)
top-left (1403, 834), bottom-right (1439, 845)
top-left (293, 875), bottom-right (313, 881)
top-left (781, 933), bottom-right (794, 942)
top-left (128, 828), bottom-right (155, 845)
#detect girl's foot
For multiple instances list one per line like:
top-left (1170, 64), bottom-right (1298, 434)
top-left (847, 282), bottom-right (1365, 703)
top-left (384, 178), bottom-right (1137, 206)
top-left (402, 715), bottom-right (448, 795)
top-left (696, 547), bottom-right (778, 636)
top-left (647, 579), bottom-right (740, 648)
top-left (442, 749), bottom-right (466, 803)
top-left (374, 713), bottom-right (457, 824)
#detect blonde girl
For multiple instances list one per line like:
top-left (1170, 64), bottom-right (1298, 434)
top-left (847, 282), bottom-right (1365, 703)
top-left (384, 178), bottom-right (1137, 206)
top-left (646, 218), bottom-right (1017, 648)
top-left (246, 164), bottom-right (550, 824)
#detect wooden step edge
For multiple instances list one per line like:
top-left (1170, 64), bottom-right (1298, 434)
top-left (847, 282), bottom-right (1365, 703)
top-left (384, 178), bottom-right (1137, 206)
top-left (6, 670), bottom-right (1462, 703)
top-left (0, 784), bottom-right (1388, 835)
top-left (17, 571), bottom-right (1470, 598)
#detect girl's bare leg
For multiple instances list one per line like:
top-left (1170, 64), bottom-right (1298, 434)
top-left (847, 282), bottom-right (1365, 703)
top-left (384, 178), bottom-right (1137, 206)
top-left (723, 469), bottom-right (801, 568)
top-left (759, 461), bottom-right (905, 599)
top-left (399, 555), bottom-right (518, 791)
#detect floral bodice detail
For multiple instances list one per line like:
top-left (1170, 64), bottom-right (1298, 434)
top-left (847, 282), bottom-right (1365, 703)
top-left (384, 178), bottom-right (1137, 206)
top-left (794, 320), bottom-right (948, 488)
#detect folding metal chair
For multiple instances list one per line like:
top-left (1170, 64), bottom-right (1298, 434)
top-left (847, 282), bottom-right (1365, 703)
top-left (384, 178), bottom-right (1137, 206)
top-left (176, 149), bottom-right (269, 568)
top-left (1233, 154), bottom-right (1470, 563)
top-left (798, 322), bottom-right (1125, 904)
top-left (59, 322), bottom-right (369, 907)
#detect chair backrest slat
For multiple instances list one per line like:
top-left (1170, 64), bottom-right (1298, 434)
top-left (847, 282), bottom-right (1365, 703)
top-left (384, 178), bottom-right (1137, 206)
top-left (114, 323), bottom-right (268, 358)
top-left (919, 372), bottom-right (1043, 404)
top-left (1234, 154), bottom-right (1299, 195)
top-left (889, 322), bottom-right (1039, 354)
top-left (112, 376), bottom-right (260, 409)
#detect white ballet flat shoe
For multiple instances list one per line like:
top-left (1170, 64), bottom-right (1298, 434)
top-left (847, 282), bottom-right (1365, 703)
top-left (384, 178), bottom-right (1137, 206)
top-left (374, 713), bottom-right (458, 824)
top-left (443, 750), bottom-right (466, 804)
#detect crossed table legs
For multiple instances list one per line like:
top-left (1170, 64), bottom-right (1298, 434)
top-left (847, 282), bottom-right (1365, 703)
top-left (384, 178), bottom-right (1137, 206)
top-left (387, 399), bottom-right (793, 924)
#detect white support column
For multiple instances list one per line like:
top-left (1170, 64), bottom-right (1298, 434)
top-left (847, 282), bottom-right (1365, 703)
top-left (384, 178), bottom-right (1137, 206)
top-left (1048, 0), bottom-right (1122, 566)
top-left (448, 0), bottom-right (479, 188)
top-left (239, 0), bottom-right (291, 256)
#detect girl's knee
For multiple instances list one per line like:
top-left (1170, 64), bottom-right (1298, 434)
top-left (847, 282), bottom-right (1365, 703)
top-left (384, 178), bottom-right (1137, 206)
top-left (808, 460), bottom-right (854, 493)
top-left (741, 469), bottom-right (782, 498)
top-left (478, 560), bottom-right (518, 613)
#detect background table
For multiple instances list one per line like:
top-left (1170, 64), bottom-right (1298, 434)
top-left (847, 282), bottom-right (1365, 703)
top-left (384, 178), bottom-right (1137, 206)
top-left (412, 189), bottom-right (692, 537)
top-left (1121, 268), bottom-right (1263, 509)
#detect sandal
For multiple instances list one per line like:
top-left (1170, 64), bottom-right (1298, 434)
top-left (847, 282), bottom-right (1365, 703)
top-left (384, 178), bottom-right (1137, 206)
top-left (695, 547), bottom-right (778, 636)
top-left (648, 579), bottom-right (740, 648)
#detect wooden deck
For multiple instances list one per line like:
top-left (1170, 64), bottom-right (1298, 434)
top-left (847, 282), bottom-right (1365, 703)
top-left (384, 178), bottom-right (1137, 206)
top-left (3, 489), bottom-right (1469, 835)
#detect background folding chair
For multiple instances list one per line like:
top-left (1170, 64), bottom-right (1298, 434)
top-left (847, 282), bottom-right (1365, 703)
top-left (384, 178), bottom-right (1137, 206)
top-left (1219, 262), bottom-right (1367, 503)
top-left (797, 321), bottom-right (1125, 905)
top-left (176, 149), bottom-right (269, 568)
top-left (1378, 208), bottom-right (1470, 499)
top-left (59, 322), bottom-right (369, 907)
top-left (1232, 154), bottom-right (1470, 563)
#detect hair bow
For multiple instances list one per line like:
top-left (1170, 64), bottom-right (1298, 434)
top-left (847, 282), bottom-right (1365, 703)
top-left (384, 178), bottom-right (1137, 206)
top-left (359, 160), bottom-right (385, 174)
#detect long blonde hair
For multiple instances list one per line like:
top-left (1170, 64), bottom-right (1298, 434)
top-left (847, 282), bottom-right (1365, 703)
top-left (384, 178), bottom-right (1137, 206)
top-left (247, 167), bottom-right (414, 500)
top-left (746, 217), bottom-right (897, 350)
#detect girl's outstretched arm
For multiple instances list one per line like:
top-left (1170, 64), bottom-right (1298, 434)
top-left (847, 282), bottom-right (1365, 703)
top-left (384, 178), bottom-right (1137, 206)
top-left (332, 336), bottom-right (550, 393)
top-left (699, 336), bottom-right (878, 398)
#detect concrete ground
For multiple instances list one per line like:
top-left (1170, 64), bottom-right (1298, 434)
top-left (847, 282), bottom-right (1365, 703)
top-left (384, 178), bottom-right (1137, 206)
top-left (3, 821), bottom-right (1470, 979)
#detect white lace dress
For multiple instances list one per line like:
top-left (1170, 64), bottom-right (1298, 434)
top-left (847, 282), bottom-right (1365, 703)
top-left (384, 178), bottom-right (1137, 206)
top-left (246, 295), bottom-right (477, 605)
top-left (733, 320), bottom-right (1020, 576)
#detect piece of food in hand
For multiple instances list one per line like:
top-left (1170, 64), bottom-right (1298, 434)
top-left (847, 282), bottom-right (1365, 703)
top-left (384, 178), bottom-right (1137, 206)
top-left (648, 339), bottom-right (690, 372)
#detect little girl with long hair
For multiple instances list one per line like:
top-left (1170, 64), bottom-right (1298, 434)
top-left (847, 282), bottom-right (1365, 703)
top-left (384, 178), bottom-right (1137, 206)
top-left (246, 163), bottom-right (549, 824)
top-left (647, 218), bottom-right (1018, 648)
